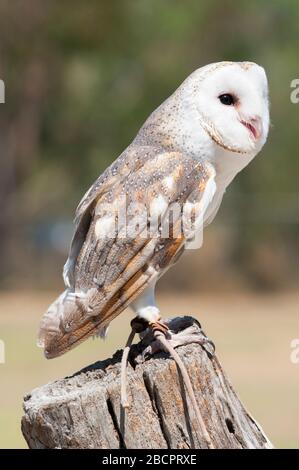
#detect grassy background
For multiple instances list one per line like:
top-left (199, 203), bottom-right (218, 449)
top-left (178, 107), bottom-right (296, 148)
top-left (0, 290), bottom-right (298, 448)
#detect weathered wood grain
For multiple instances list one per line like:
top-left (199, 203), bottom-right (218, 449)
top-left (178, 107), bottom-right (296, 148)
top-left (21, 316), bottom-right (273, 449)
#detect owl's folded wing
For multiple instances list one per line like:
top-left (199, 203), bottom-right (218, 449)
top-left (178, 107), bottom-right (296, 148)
top-left (38, 148), bottom-right (215, 358)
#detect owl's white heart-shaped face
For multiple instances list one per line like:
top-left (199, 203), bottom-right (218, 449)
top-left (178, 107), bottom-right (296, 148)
top-left (193, 61), bottom-right (269, 155)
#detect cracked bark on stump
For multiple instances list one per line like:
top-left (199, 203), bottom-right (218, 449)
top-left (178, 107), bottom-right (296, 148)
top-left (21, 316), bottom-right (272, 449)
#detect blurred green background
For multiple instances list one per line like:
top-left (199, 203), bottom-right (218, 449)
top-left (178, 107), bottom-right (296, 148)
top-left (0, 0), bottom-right (298, 448)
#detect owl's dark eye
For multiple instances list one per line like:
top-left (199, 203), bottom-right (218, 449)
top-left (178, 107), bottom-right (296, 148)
top-left (218, 93), bottom-right (235, 106)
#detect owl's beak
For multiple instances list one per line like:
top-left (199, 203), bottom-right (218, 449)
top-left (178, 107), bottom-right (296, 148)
top-left (240, 116), bottom-right (262, 141)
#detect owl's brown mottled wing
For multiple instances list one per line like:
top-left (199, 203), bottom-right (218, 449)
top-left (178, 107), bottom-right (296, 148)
top-left (63, 145), bottom-right (160, 288)
top-left (38, 147), bottom-right (213, 358)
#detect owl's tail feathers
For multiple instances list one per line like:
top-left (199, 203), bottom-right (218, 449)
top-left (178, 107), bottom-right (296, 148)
top-left (37, 289), bottom-right (71, 351)
top-left (37, 288), bottom-right (97, 359)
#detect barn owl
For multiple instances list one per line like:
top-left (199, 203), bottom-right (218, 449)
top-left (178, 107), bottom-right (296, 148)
top-left (38, 61), bottom-right (269, 359)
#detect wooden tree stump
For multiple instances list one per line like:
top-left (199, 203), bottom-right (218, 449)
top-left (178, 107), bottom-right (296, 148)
top-left (21, 316), bottom-right (272, 449)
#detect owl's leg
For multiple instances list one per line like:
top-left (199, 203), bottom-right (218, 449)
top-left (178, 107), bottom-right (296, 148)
top-left (130, 285), bottom-right (214, 356)
top-left (130, 283), bottom-right (213, 351)
top-left (130, 281), bottom-right (170, 335)
top-left (130, 281), bottom-right (160, 323)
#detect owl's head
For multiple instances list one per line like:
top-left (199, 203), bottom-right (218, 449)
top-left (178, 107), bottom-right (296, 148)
top-left (139, 61), bottom-right (269, 162)
top-left (188, 61), bottom-right (270, 155)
